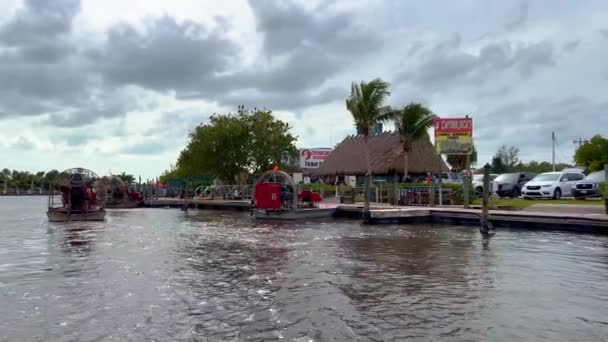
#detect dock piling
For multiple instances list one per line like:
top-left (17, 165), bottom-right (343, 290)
top-left (480, 163), bottom-right (492, 235)
top-left (604, 164), bottom-right (608, 215)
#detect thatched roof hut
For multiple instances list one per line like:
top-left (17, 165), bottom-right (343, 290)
top-left (315, 132), bottom-right (448, 176)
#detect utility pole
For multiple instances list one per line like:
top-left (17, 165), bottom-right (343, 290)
top-left (573, 138), bottom-right (589, 149)
top-left (552, 131), bottom-right (556, 172)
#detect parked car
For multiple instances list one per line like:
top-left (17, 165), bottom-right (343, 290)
top-left (495, 172), bottom-right (536, 198)
top-left (571, 171), bottom-right (605, 199)
top-left (472, 173), bottom-right (498, 194)
top-left (521, 170), bottom-right (585, 199)
top-left (441, 172), bottom-right (463, 184)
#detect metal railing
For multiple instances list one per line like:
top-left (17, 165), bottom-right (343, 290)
top-left (195, 185), bottom-right (253, 200)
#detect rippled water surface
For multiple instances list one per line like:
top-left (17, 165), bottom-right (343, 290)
top-left (1, 196), bottom-right (608, 341)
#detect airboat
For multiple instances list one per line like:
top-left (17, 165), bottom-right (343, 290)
top-left (102, 176), bottom-right (144, 208)
top-left (252, 169), bottom-right (336, 220)
top-left (47, 167), bottom-right (106, 222)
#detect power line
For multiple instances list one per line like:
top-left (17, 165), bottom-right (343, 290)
top-left (573, 137), bottom-right (589, 149)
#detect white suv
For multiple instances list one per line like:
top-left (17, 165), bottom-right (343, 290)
top-left (522, 170), bottom-right (585, 199)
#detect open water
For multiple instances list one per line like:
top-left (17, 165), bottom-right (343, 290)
top-left (1, 196), bottom-right (607, 341)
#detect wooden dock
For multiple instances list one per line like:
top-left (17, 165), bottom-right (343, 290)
top-left (145, 197), bottom-right (250, 210)
top-left (143, 197), bottom-right (608, 233)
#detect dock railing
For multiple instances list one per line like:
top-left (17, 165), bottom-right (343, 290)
top-left (195, 185), bottom-right (253, 200)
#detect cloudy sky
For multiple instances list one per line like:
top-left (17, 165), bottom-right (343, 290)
top-left (1, 0), bottom-right (606, 178)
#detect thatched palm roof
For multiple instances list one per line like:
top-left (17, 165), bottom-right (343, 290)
top-left (316, 132), bottom-right (448, 176)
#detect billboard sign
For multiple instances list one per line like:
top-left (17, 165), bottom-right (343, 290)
top-left (434, 117), bottom-right (473, 155)
top-left (300, 148), bottom-right (332, 169)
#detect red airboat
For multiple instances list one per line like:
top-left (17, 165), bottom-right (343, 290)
top-left (252, 170), bottom-right (336, 220)
top-left (47, 168), bottom-right (106, 222)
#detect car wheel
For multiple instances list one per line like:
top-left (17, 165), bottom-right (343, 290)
top-left (553, 188), bottom-right (562, 200)
top-left (475, 186), bottom-right (483, 195)
top-left (511, 187), bottom-right (520, 198)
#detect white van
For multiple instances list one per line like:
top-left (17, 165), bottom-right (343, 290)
top-left (522, 170), bottom-right (585, 199)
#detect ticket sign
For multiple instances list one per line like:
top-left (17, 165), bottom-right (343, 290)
top-left (434, 117), bottom-right (473, 155)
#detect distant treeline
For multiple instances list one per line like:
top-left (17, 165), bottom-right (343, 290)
top-left (0, 169), bottom-right (137, 192)
top-left (0, 168), bottom-right (60, 191)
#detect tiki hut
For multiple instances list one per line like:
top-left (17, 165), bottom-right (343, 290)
top-left (315, 132), bottom-right (448, 179)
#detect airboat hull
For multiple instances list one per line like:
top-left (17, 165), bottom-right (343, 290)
top-left (47, 208), bottom-right (106, 222)
top-left (253, 207), bottom-right (336, 220)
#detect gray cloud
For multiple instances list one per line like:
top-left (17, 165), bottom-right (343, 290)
top-left (504, 2), bottom-right (529, 31)
top-left (0, 0), bottom-right (104, 124)
top-left (65, 132), bottom-right (95, 146)
top-left (10, 136), bottom-right (35, 150)
top-left (93, 16), bottom-right (237, 93)
top-left (249, 0), bottom-right (378, 55)
top-left (396, 38), bottom-right (554, 88)
top-left (407, 41), bottom-right (425, 57)
top-left (215, 86), bottom-right (346, 111)
top-left (475, 96), bottom-right (608, 160)
top-left (513, 41), bottom-right (554, 77)
top-left (562, 40), bottom-right (581, 53)
top-left (599, 28), bottom-right (608, 39)
top-left (0, 0), bottom-right (380, 125)
top-left (121, 141), bottom-right (172, 155)
top-left (0, 0), bottom-right (80, 47)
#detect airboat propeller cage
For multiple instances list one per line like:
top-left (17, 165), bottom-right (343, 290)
top-left (48, 167), bottom-right (106, 209)
top-left (254, 170), bottom-right (298, 209)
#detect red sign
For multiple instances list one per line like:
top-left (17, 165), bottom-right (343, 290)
top-left (434, 118), bottom-right (473, 137)
top-left (300, 148), bottom-right (333, 169)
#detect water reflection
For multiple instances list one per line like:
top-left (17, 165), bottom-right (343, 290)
top-left (1, 198), bottom-right (607, 341)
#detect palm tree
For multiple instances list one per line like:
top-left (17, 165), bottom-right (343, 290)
top-left (345, 78), bottom-right (391, 217)
top-left (382, 103), bottom-right (434, 182)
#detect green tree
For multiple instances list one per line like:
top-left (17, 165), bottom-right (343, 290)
top-left (43, 170), bottom-right (60, 189)
top-left (345, 78), bottom-right (391, 216)
top-left (492, 145), bottom-right (520, 172)
top-left (117, 172), bottom-right (135, 185)
top-left (574, 135), bottom-right (608, 171)
top-left (491, 156), bottom-right (507, 174)
top-left (173, 106), bottom-right (298, 183)
top-left (381, 103), bottom-right (435, 181)
top-left (245, 107), bottom-right (298, 175)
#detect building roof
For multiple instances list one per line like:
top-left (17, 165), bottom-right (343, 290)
top-left (315, 131), bottom-right (448, 176)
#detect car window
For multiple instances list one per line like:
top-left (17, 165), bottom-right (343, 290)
top-left (559, 175), bottom-right (568, 181)
top-left (495, 173), bottom-right (518, 182)
top-left (566, 173), bottom-right (584, 181)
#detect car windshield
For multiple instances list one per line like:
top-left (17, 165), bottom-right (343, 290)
top-left (584, 171), bottom-right (604, 182)
top-left (532, 173), bottom-right (560, 181)
top-left (495, 173), bottom-right (518, 182)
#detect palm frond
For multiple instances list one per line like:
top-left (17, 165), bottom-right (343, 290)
top-left (390, 102), bottom-right (435, 151)
top-left (345, 78), bottom-right (391, 136)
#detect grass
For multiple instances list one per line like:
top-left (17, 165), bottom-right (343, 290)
top-left (472, 197), bottom-right (605, 210)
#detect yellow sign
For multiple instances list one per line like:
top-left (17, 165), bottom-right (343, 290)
top-left (435, 135), bottom-right (473, 155)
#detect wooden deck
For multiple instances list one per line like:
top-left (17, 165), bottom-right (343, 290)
top-left (143, 197), bottom-right (608, 232)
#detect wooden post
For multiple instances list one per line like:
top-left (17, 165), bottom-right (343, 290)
top-left (429, 179), bottom-right (435, 207)
top-left (480, 163), bottom-right (492, 235)
top-left (604, 164), bottom-right (608, 215)
top-left (438, 156), bottom-right (443, 206)
top-left (464, 154), bottom-right (471, 208)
